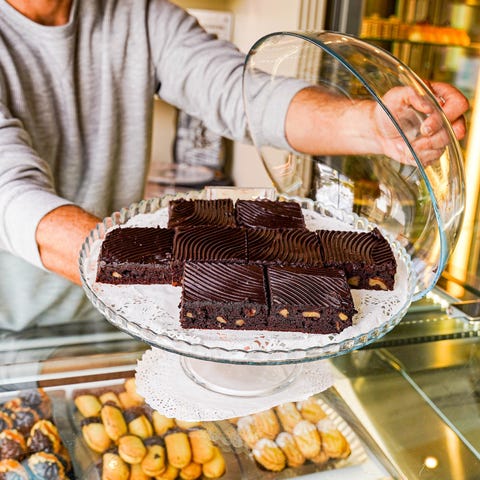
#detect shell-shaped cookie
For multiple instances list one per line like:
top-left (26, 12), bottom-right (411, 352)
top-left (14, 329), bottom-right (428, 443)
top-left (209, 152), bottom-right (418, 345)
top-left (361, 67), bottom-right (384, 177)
top-left (316, 419), bottom-right (351, 459)
top-left (296, 397), bottom-right (327, 423)
top-left (292, 420), bottom-right (321, 459)
top-left (253, 438), bottom-right (286, 472)
top-left (275, 431), bottom-right (305, 468)
top-left (274, 402), bottom-right (302, 433)
top-left (253, 409), bottom-right (280, 440)
top-left (236, 415), bottom-right (262, 449)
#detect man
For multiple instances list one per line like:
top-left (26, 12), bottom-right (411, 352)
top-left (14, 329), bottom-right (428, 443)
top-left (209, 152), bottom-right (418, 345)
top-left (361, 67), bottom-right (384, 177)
top-left (0, 0), bottom-right (469, 330)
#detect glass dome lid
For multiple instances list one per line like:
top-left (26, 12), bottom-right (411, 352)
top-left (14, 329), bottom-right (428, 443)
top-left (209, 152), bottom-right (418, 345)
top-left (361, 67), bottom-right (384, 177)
top-left (242, 31), bottom-right (465, 301)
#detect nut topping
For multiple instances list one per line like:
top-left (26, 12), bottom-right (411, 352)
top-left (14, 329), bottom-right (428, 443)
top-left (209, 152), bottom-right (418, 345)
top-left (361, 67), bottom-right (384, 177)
top-left (302, 311), bottom-right (320, 318)
top-left (112, 272), bottom-right (122, 278)
top-left (216, 316), bottom-right (227, 324)
top-left (368, 278), bottom-right (388, 290)
top-left (279, 309), bottom-right (289, 318)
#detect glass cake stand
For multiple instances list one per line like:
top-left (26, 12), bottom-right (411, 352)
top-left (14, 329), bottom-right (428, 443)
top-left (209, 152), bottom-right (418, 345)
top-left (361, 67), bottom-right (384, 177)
top-left (80, 31), bottom-right (465, 406)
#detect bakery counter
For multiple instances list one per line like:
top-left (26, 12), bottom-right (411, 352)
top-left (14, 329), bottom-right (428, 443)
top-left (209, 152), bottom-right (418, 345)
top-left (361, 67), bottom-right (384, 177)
top-left (1, 294), bottom-right (480, 479)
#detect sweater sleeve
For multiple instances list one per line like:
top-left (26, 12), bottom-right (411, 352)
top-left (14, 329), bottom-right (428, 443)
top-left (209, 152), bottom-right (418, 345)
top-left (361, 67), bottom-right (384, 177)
top-left (0, 103), bottom-right (73, 268)
top-left (147, 0), bottom-right (307, 151)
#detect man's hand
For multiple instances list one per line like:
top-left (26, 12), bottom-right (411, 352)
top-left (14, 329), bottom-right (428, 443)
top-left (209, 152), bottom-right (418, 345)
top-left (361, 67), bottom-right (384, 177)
top-left (36, 205), bottom-right (100, 285)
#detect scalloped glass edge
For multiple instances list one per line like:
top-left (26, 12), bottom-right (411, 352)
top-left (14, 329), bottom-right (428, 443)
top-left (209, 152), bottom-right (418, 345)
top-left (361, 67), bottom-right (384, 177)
top-left (79, 192), bottom-right (416, 365)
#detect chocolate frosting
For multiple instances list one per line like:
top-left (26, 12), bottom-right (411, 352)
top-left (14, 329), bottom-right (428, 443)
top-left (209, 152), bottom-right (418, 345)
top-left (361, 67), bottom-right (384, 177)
top-left (267, 266), bottom-right (354, 310)
top-left (100, 227), bottom-right (174, 263)
top-left (317, 228), bottom-right (396, 267)
top-left (183, 263), bottom-right (266, 303)
top-left (236, 199), bottom-right (305, 229)
top-left (168, 199), bottom-right (236, 228)
top-left (174, 227), bottom-right (247, 262)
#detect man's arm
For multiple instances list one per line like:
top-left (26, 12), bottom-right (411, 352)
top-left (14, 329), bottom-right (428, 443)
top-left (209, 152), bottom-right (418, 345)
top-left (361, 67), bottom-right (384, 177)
top-left (35, 205), bottom-right (100, 285)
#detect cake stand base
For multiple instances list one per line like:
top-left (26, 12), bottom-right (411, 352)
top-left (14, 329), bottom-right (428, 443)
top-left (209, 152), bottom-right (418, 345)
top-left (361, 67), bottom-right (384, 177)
top-left (180, 357), bottom-right (302, 397)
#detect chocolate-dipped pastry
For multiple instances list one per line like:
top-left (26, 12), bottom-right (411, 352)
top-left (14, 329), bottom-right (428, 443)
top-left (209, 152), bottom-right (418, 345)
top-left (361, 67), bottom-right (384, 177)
top-left (180, 262), bottom-right (268, 330)
top-left (17, 389), bottom-right (51, 419)
top-left (99, 392), bottom-right (122, 407)
top-left (150, 411), bottom-right (175, 436)
top-left (117, 435), bottom-right (147, 465)
top-left (74, 394), bottom-right (102, 418)
top-left (0, 458), bottom-right (29, 479)
top-left (81, 417), bottom-right (112, 454)
top-left (201, 446), bottom-right (226, 479)
top-left (10, 407), bottom-right (40, 437)
top-left (124, 407), bottom-right (153, 439)
top-left (246, 228), bottom-right (322, 266)
top-left (122, 378), bottom-right (144, 405)
top-left (0, 430), bottom-right (26, 461)
top-left (236, 199), bottom-right (305, 229)
top-left (164, 428), bottom-right (192, 469)
top-left (27, 420), bottom-right (62, 455)
top-left (141, 436), bottom-right (166, 477)
top-left (100, 402), bottom-right (127, 442)
top-left (168, 199), bottom-right (236, 229)
top-left (317, 227), bottom-right (396, 290)
top-left (26, 452), bottom-right (67, 480)
top-left (187, 427), bottom-right (214, 464)
top-left (101, 450), bottom-right (130, 480)
top-left (96, 227), bottom-right (176, 285)
top-left (266, 266), bottom-right (356, 334)
top-left (0, 412), bottom-right (13, 432)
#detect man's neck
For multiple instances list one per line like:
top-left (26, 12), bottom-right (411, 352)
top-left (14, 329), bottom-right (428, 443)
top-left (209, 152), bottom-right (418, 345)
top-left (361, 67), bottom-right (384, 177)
top-left (6, 0), bottom-right (73, 26)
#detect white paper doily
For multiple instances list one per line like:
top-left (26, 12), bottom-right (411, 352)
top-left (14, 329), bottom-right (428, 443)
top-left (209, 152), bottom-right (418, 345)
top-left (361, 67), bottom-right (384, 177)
top-left (135, 348), bottom-right (334, 421)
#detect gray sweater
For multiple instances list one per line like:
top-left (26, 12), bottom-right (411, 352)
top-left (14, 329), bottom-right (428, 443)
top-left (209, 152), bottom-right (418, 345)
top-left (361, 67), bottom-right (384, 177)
top-left (0, 0), bottom-right (299, 330)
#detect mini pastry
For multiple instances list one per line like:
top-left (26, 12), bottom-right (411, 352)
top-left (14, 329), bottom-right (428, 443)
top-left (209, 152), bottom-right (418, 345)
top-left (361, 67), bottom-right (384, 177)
top-left (124, 407), bottom-right (153, 439)
top-left (175, 420), bottom-right (200, 430)
top-left (179, 461), bottom-right (202, 480)
top-left (296, 397), bottom-right (327, 423)
top-left (201, 446), bottom-right (226, 479)
top-left (275, 431), bottom-right (305, 468)
top-left (118, 392), bottom-right (142, 410)
top-left (27, 420), bottom-right (62, 454)
top-left (128, 462), bottom-right (150, 480)
top-left (26, 452), bottom-right (67, 480)
top-left (81, 417), bottom-right (112, 453)
top-left (99, 392), bottom-right (122, 407)
top-left (164, 428), bottom-right (192, 469)
top-left (253, 409), bottom-right (280, 440)
top-left (0, 429), bottom-right (26, 461)
top-left (0, 411), bottom-right (13, 431)
top-left (274, 402), bottom-right (303, 433)
top-left (101, 402), bottom-right (127, 442)
top-left (101, 450), bottom-right (130, 480)
top-left (0, 458), bottom-right (29, 479)
top-left (74, 394), bottom-right (102, 417)
top-left (316, 419), bottom-right (351, 459)
top-left (236, 415), bottom-right (262, 449)
top-left (141, 436), bottom-right (166, 476)
top-left (309, 446), bottom-right (329, 465)
top-left (16, 389), bottom-right (51, 419)
top-left (187, 427), bottom-right (214, 464)
top-left (151, 411), bottom-right (175, 436)
top-left (118, 435), bottom-right (147, 464)
top-left (155, 463), bottom-right (179, 480)
top-left (123, 377), bottom-right (144, 404)
top-left (252, 438), bottom-right (286, 472)
top-left (10, 407), bottom-right (40, 436)
top-left (292, 420), bottom-right (321, 459)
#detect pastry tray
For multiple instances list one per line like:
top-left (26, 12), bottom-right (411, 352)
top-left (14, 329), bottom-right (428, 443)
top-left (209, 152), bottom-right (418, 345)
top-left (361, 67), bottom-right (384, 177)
top-left (0, 380), bottom-right (397, 479)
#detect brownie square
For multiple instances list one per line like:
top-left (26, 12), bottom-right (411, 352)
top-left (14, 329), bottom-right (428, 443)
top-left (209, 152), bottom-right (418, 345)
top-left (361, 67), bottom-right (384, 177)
top-left (180, 262), bottom-right (268, 330)
top-left (266, 266), bottom-right (356, 334)
top-left (247, 228), bottom-right (323, 267)
top-left (235, 199), bottom-right (305, 229)
top-left (317, 228), bottom-right (397, 290)
top-left (168, 198), bottom-right (236, 228)
top-left (96, 227), bottom-right (175, 284)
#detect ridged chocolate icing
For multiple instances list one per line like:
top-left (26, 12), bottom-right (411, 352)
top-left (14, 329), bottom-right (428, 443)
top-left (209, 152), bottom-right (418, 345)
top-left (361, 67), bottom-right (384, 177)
top-left (100, 227), bottom-right (174, 263)
top-left (173, 226), bottom-right (247, 262)
top-left (267, 266), bottom-right (354, 310)
top-left (236, 199), bottom-right (305, 229)
top-left (168, 199), bottom-right (236, 228)
top-left (247, 229), bottom-right (323, 266)
top-left (317, 228), bottom-right (395, 266)
top-left (183, 263), bottom-right (266, 303)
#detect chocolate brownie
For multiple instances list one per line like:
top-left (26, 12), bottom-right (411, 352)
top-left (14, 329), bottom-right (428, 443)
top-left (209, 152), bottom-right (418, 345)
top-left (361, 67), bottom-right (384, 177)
top-left (316, 228), bottom-right (396, 290)
top-left (247, 228), bottom-right (323, 267)
top-left (180, 263), bottom-right (268, 330)
top-left (168, 198), bottom-right (236, 228)
top-left (235, 199), bottom-right (305, 229)
top-left (96, 227), bottom-right (175, 284)
top-left (266, 266), bottom-right (356, 334)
